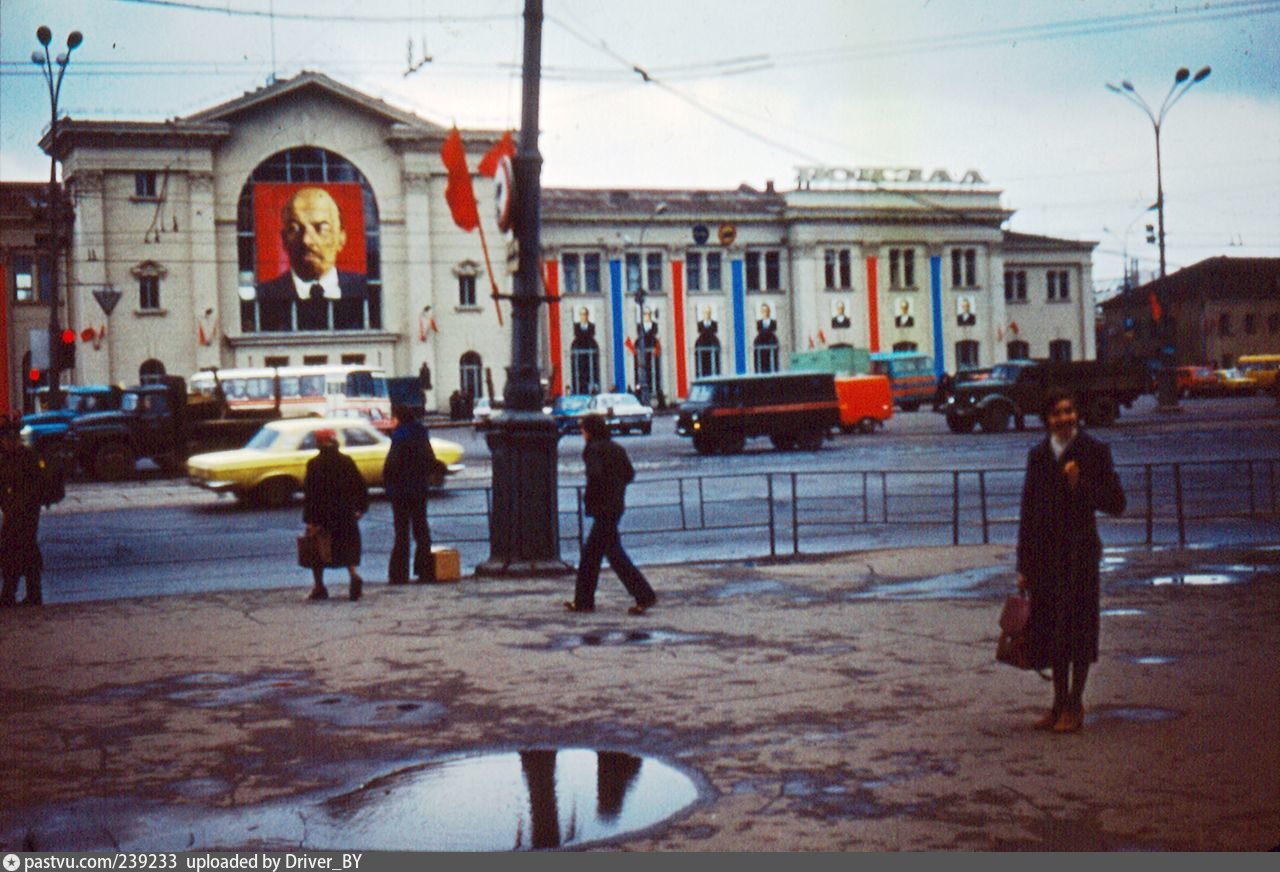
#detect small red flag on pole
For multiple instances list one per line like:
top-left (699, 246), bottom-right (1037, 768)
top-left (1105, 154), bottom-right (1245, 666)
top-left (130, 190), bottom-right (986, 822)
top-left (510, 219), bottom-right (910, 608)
top-left (441, 127), bottom-right (479, 233)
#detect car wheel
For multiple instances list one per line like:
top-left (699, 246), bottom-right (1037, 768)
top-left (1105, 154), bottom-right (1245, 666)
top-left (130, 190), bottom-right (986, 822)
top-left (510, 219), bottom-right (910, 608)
top-left (946, 414), bottom-right (976, 434)
top-left (641, 422), bottom-right (652, 435)
top-left (254, 477), bottom-right (298, 508)
top-left (900, 399), bottom-right (920, 412)
top-left (857, 417), bottom-right (878, 434)
top-left (770, 433), bottom-right (797, 451)
top-left (719, 434), bottom-right (746, 454)
top-left (795, 430), bottom-right (824, 451)
top-left (692, 433), bottom-right (717, 455)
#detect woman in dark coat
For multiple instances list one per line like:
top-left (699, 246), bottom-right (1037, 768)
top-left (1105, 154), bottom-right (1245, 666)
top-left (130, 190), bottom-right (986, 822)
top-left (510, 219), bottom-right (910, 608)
top-left (1016, 389), bottom-right (1125, 733)
top-left (302, 428), bottom-right (369, 601)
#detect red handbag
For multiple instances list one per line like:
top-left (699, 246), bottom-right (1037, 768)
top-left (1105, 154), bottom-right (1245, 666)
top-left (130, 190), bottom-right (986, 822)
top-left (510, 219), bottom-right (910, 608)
top-left (996, 593), bottom-right (1034, 670)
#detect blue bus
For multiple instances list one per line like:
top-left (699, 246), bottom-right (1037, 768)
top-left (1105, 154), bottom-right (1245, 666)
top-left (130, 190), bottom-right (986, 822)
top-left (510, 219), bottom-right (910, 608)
top-left (868, 351), bottom-right (937, 411)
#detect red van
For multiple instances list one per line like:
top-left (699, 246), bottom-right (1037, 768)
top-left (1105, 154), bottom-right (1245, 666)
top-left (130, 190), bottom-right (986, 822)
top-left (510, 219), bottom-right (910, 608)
top-left (834, 374), bottom-right (893, 433)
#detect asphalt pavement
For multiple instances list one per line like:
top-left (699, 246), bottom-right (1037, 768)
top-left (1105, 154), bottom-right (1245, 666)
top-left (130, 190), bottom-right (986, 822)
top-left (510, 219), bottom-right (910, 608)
top-left (2, 537), bottom-right (1277, 851)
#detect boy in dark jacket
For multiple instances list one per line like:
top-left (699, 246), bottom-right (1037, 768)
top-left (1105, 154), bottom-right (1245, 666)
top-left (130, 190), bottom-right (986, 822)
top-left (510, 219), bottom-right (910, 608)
top-left (565, 414), bottom-right (657, 615)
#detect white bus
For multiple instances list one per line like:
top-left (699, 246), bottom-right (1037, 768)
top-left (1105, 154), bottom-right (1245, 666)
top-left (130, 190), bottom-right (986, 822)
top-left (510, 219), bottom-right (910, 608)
top-left (189, 365), bottom-right (391, 425)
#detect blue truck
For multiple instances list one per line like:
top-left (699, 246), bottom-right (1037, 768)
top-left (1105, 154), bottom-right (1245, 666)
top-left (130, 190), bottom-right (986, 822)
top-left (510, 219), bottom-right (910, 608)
top-left (20, 385), bottom-right (125, 456)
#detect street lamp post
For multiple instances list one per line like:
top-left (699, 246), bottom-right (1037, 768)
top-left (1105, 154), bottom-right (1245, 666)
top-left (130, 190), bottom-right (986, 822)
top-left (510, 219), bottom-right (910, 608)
top-left (631, 202), bottom-right (667, 406)
top-left (1106, 66), bottom-right (1210, 410)
top-left (32, 25), bottom-right (83, 408)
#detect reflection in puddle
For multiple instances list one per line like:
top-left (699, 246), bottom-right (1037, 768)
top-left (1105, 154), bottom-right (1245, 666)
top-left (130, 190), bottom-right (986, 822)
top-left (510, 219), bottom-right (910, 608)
top-left (712, 579), bottom-right (789, 599)
top-left (322, 749), bottom-right (700, 850)
top-left (1101, 608), bottom-right (1146, 617)
top-left (846, 564), bottom-right (1008, 601)
top-left (1128, 655), bottom-right (1177, 665)
top-left (1151, 573), bottom-right (1244, 586)
top-left (545, 630), bottom-right (706, 651)
top-left (1094, 706), bottom-right (1180, 723)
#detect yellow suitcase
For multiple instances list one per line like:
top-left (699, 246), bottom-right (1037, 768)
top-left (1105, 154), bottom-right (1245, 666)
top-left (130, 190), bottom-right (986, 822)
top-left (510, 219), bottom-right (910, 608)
top-left (431, 546), bottom-right (461, 582)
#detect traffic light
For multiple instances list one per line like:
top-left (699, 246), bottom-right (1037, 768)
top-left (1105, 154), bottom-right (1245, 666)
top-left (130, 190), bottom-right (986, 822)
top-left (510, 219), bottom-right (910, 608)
top-left (53, 327), bottom-right (76, 370)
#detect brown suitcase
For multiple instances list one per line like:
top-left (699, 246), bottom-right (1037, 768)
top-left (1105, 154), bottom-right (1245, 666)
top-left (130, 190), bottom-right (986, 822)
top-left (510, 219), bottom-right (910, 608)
top-left (431, 546), bottom-right (461, 582)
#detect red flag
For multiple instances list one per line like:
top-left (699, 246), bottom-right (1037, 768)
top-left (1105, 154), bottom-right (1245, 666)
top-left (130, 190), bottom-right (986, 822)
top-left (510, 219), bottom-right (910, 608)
top-left (197, 322), bottom-right (208, 345)
top-left (430, 316), bottom-right (440, 333)
top-left (653, 338), bottom-right (661, 357)
top-left (1008, 320), bottom-right (1019, 336)
top-left (441, 127), bottom-right (479, 232)
top-left (80, 327), bottom-right (96, 342)
top-left (478, 130), bottom-right (516, 178)
top-left (817, 329), bottom-right (827, 345)
top-left (1148, 291), bottom-right (1162, 322)
top-left (808, 335), bottom-right (815, 349)
top-left (625, 336), bottom-right (636, 355)
top-left (418, 316), bottom-right (427, 342)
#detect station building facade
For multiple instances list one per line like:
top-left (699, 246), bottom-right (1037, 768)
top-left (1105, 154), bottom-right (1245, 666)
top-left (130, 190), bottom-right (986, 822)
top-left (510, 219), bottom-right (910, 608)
top-left (5, 71), bottom-right (1097, 414)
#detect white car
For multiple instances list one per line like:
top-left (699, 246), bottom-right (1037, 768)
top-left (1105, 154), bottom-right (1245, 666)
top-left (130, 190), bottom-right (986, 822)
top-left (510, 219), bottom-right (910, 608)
top-left (585, 392), bottom-right (653, 435)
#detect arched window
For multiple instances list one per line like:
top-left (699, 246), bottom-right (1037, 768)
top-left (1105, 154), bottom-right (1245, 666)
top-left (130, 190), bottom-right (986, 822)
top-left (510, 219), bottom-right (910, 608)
top-left (1007, 340), bottom-right (1030, 360)
top-left (139, 359), bottom-right (167, 384)
top-left (694, 333), bottom-right (721, 379)
top-left (460, 351), bottom-right (484, 400)
top-left (892, 341), bottom-right (918, 353)
top-left (1049, 339), bottom-right (1072, 362)
top-left (955, 340), bottom-right (980, 369)
top-left (753, 334), bottom-right (779, 373)
top-left (236, 148), bottom-right (381, 333)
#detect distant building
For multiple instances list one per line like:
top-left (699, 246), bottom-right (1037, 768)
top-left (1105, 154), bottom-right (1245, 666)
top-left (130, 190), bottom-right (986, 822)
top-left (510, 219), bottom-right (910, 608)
top-left (5, 71), bottom-right (1100, 414)
top-left (1098, 257), bottom-right (1280, 368)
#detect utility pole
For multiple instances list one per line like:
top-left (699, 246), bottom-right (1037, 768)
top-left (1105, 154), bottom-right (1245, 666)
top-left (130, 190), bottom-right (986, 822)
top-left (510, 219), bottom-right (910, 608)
top-left (476, 0), bottom-right (570, 577)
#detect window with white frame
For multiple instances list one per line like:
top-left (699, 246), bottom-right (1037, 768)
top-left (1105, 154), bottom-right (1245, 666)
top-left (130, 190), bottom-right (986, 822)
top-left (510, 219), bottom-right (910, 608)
top-left (458, 273), bottom-right (476, 307)
top-left (132, 260), bottom-right (166, 310)
top-left (889, 248), bottom-right (916, 289)
top-left (685, 250), bottom-right (724, 293)
top-left (824, 248), bottom-right (853, 290)
top-left (9, 254), bottom-right (52, 304)
top-left (135, 171), bottom-right (158, 199)
top-left (563, 251), bottom-right (603, 294)
top-left (1004, 270), bottom-right (1027, 302)
top-left (951, 248), bottom-right (977, 287)
top-left (1047, 270), bottom-right (1071, 301)
top-left (745, 249), bottom-right (782, 292)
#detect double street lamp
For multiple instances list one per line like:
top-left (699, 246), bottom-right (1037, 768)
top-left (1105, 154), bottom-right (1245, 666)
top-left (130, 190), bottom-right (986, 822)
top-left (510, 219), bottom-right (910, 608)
top-left (1106, 65), bottom-right (1210, 409)
top-left (32, 25), bottom-right (84, 404)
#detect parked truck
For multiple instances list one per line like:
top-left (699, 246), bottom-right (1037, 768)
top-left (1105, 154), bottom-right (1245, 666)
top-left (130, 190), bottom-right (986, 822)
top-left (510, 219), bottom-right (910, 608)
top-left (943, 358), bottom-right (1151, 434)
top-left (61, 376), bottom-right (278, 480)
top-left (20, 384), bottom-right (125, 457)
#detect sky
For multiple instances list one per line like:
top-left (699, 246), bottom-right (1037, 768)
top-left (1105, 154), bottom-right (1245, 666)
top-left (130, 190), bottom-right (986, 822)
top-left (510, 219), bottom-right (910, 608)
top-left (2, 0), bottom-right (1278, 294)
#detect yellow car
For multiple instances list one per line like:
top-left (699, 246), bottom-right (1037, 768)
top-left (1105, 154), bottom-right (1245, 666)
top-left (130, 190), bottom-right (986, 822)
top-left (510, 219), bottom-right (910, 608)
top-left (186, 417), bottom-right (464, 507)
top-left (1213, 368), bottom-right (1260, 397)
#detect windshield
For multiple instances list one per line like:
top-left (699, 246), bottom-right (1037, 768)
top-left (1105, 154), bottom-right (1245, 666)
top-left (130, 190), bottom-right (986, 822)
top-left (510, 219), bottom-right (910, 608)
top-left (245, 427), bottom-right (281, 450)
top-left (988, 363), bottom-right (1023, 382)
top-left (687, 384), bottom-right (718, 403)
top-left (556, 396), bottom-right (590, 412)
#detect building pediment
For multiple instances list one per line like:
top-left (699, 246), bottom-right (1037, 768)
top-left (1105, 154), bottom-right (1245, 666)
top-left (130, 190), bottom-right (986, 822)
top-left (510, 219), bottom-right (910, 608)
top-left (185, 70), bottom-right (446, 135)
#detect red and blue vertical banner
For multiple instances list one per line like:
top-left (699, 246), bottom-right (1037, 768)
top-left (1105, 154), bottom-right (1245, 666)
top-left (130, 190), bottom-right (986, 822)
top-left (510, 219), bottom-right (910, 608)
top-left (671, 259), bottom-right (688, 398)
top-left (609, 258), bottom-right (626, 391)
top-left (865, 256), bottom-right (880, 352)
top-left (544, 258), bottom-right (563, 397)
top-left (930, 255), bottom-right (945, 377)
top-left (731, 259), bottom-right (747, 374)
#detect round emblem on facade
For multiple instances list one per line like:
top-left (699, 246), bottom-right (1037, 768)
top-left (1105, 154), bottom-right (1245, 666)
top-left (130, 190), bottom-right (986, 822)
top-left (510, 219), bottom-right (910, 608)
top-left (718, 223), bottom-right (737, 246)
top-left (692, 223), bottom-right (709, 245)
top-left (494, 155), bottom-right (514, 232)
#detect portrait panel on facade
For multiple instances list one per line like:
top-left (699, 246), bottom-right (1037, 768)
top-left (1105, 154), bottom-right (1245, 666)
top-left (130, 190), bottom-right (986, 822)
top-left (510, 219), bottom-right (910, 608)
top-left (956, 294), bottom-right (977, 327)
top-left (572, 303), bottom-right (598, 346)
top-left (756, 301), bottom-right (778, 339)
top-left (893, 296), bottom-right (915, 328)
top-left (253, 182), bottom-right (368, 298)
top-left (831, 298), bottom-right (853, 330)
top-left (694, 303), bottom-right (719, 339)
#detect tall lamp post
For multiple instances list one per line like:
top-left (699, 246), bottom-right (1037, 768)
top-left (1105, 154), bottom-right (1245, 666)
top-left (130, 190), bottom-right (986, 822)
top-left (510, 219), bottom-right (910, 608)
top-left (631, 202), bottom-right (667, 406)
top-left (32, 25), bottom-right (83, 408)
top-left (1106, 65), bottom-right (1210, 409)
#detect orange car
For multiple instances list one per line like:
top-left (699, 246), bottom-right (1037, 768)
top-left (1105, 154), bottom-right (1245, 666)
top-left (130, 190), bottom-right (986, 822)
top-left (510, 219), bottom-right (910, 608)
top-left (1176, 365), bottom-right (1221, 398)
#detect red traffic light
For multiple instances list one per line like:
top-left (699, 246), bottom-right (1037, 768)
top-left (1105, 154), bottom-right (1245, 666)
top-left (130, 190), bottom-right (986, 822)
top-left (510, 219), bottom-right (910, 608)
top-left (29, 368), bottom-right (43, 383)
top-left (61, 328), bottom-right (76, 344)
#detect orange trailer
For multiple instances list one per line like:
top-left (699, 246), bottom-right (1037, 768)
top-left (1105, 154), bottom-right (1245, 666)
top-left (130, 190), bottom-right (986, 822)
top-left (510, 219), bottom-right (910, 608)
top-left (834, 374), bottom-right (893, 433)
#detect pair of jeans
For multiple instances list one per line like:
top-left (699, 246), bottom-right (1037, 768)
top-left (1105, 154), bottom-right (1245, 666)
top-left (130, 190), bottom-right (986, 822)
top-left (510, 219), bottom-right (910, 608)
top-left (388, 497), bottom-right (432, 583)
top-left (573, 513), bottom-right (655, 609)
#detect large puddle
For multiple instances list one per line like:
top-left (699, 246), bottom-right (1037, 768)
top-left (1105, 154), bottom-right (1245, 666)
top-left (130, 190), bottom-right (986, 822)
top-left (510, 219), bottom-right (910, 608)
top-left (6, 749), bottom-right (702, 852)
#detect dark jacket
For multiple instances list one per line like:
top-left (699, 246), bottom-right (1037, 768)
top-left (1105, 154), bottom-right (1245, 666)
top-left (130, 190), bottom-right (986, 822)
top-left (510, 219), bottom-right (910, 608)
top-left (1016, 429), bottom-right (1126, 667)
top-left (1, 443), bottom-right (44, 573)
top-left (383, 417), bottom-right (439, 503)
top-left (583, 436), bottom-right (635, 520)
top-left (303, 443), bottom-right (369, 567)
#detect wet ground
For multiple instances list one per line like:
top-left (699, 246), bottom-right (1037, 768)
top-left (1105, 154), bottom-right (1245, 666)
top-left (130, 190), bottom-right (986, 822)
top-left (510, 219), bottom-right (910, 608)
top-left (2, 543), bottom-right (1277, 851)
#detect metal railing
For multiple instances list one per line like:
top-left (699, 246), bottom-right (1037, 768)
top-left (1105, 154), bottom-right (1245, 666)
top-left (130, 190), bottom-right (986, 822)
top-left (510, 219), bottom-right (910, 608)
top-left (425, 458), bottom-right (1280, 569)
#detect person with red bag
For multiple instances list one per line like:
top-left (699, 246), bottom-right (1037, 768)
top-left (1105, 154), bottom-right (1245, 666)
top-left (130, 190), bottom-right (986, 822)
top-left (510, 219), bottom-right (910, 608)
top-left (1016, 389), bottom-right (1126, 733)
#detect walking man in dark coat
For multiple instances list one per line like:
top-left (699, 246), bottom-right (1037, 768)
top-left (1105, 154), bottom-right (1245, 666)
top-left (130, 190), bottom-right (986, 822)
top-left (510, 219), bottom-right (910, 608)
top-left (565, 414), bottom-right (657, 615)
top-left (1, 415), bottom-right (46, 606)
top-left (1016, 389), bottom-right (1126, 732)
top-left (383, 404), bottom-right (441, 585)
top-left (302, 428), bottom-right (369, 601)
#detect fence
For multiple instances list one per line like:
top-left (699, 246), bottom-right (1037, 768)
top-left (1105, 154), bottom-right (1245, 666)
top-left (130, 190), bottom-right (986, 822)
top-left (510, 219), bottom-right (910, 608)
top-left (428, 458), bottom-right (1280, 569)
